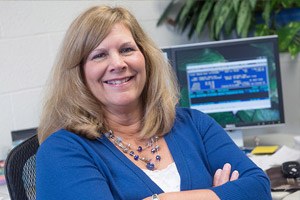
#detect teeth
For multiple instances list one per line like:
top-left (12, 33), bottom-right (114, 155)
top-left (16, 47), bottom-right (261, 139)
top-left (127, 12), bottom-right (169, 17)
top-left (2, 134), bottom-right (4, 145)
top-left (106, 77), bottom-right (131, 85)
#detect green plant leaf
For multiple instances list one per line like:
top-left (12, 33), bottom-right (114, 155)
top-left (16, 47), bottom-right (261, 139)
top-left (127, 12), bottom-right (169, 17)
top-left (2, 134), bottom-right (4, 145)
top-left (178, 0), bottom-right (200, 33)
top-left (210, 0), bottom-right (225, 40)
top-left (294, 0), bottom-right (300, 7)
top-left (240, 12), bottom-right (251, 37)
top-left (174, 3), bottom-right (185, 24)
top-left (277, 22), bottom-right (300, 51)
top-left (281, 0), bottom-right (296, 8)
top-left (157, 0), bottom-right (176, 26)
top-left (188, 3), bottom-right (204, 38)
top-left (224, 7), bottom-right (237, 36)
top-left (288, 42), bottom-right (300, 59)
top-left (262, 0), bottom-right (271, 25)
top-left (254, 24), bottom-right (272, 36)
top-left (232, 0), bottom-right (240, 12)
top-left (236, 0), bottom-right (251, 37)
top-left (195, 0), bottom-right (214, 37)
top-left (181, 13), bottom-right (193, 33)
top-left (248, 0), bottom-right (257, 10)
top-left (215, 0), bottom-right (233, 38)
top-left (270, 0), bottom-right (281, 10)
top-left (178, 0), bottom-right (196, 27)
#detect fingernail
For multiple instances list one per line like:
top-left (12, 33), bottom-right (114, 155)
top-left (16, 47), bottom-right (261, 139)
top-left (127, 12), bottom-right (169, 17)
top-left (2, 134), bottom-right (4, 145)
top-left (232, 170), bottom-right (239, 178)
top-left (215, 168), bottom-right (222, 175)
top-left (224, 163), bottom-right (231, 170)
top-left (233, 170), bottom-right (239, 175)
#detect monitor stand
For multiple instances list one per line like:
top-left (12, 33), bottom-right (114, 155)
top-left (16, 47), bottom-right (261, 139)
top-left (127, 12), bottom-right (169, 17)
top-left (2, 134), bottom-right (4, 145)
top-left (227, 130), bottom-right (244, 147)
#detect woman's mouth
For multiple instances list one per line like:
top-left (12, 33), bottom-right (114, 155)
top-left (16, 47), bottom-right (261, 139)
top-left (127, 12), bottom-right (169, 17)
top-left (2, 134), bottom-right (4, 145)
top-left (104, 76), bottom-right (133, 85)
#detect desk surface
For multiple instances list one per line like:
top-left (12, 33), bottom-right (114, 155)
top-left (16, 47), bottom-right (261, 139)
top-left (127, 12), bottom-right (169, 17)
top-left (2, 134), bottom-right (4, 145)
top-left (282, 191), bottom-right (300, 200)
top-left (245, 133), bottom-right (300, 200)
top-left (275, 191), bottom-right (300, 200)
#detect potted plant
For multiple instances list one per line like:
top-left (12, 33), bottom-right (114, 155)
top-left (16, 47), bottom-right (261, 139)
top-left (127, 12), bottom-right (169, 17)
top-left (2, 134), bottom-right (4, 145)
top-left (157, 0), bottom-right (300, 58)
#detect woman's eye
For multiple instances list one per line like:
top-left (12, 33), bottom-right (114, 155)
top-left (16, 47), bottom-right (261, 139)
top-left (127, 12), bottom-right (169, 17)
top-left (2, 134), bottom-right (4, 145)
top-left (121, 47), bottom-right (134, 54)
top-left (91, 53), bottom-right (106, 60)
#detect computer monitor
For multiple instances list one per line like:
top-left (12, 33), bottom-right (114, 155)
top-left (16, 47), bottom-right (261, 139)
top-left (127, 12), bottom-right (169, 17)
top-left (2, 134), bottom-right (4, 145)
top-left (11, 128), bottom-right (37, 147)
top-left (162, 35), bottom-right (285, 146)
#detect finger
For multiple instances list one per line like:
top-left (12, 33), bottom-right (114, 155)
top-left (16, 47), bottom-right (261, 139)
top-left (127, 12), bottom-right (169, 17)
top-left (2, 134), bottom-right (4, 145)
top-left (230, 170), bottom-right (239, 181)
top-left (218, 163), bottom-right (231, 185)
top-left (213, 168), bottom-right (222, 186)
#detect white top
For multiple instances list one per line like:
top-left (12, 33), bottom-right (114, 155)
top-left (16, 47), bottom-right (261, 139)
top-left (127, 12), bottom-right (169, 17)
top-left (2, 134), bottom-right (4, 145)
top-left (143, 162), bottom-right (181, 192)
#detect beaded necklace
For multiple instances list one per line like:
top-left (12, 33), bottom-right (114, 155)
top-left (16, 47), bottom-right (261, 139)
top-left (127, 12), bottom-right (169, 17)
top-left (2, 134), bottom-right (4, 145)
top-left (104, 130), bottom-right (161, 170)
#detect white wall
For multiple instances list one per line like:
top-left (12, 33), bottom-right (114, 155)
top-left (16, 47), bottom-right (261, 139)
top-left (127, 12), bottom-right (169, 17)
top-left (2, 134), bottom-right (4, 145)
top-left (0, 1), bottom-right (299, 159)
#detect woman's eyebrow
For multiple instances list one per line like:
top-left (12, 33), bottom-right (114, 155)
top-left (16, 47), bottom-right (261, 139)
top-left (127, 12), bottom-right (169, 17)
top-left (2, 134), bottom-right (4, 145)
top-left (121, 42), bottom-right (133, 46)
top-left (90, 48), bottom-right (105, 53)
top-left (90, 41), bottom-right (135, 53)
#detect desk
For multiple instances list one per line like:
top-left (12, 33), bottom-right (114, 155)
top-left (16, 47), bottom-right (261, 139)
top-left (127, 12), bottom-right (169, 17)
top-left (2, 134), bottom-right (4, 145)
top-left (272, 191), bottom-right (295, 200)
top-left (282, 191), bottom-right (300, 200)
top-left (245, 133), bottom-right (300, 200)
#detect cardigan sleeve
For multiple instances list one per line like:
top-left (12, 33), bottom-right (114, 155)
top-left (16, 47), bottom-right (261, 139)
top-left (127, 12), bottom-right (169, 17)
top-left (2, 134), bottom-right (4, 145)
top-left (36, 131), bottom-right (114, 200)
top-left (190, 109), bottom-right (272, 200)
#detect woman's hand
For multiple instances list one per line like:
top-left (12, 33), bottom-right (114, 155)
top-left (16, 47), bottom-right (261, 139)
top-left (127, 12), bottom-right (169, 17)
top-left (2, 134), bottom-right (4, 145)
top-left (213, 163), bottom-right (239, 187)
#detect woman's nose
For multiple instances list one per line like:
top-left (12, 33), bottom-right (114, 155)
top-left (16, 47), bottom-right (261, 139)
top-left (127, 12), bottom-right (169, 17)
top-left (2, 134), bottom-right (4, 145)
top-left (109, 53), bottom-right (127, 72)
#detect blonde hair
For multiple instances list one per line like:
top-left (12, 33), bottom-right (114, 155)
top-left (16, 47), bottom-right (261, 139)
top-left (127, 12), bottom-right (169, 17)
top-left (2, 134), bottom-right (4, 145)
top-left (38, 6), bottom-right (179, 143)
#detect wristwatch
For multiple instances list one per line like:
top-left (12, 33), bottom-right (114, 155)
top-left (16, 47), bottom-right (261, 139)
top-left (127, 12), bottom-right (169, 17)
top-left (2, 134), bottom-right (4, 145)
top-left (151, 194), bottom-right (160, 200)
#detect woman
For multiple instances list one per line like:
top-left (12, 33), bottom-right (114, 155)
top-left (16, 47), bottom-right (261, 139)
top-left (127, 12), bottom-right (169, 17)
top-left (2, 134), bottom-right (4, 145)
top-left (36, 5), bottom-right (272, 200)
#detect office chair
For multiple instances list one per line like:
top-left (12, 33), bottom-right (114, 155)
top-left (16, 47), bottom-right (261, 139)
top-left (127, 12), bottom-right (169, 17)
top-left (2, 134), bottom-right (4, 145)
top-left (5, 135), bottom-right (39, 200)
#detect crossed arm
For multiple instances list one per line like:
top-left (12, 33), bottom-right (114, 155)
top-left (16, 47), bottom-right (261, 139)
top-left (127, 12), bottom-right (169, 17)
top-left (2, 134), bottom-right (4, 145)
top-left (143, 163), bottom-right (239, 200)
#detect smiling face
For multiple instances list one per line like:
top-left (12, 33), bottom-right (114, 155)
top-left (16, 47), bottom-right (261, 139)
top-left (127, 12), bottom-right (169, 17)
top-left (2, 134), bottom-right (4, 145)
top-left (83, 23), bottom-right (146, 113)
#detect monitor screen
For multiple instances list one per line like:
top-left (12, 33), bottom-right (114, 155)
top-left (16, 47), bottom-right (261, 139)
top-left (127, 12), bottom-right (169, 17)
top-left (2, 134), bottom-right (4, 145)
top-left (162, 35), bottom-right (285, 131)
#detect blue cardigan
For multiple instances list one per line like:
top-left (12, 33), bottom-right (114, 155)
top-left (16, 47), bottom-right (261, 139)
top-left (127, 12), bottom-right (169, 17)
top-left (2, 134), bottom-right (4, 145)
top-left (36, 108), bottom-right (271, 200)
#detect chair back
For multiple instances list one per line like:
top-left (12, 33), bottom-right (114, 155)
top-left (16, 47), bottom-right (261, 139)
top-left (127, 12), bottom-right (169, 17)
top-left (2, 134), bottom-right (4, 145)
top-left (5, 135), bottom-right (39, 200)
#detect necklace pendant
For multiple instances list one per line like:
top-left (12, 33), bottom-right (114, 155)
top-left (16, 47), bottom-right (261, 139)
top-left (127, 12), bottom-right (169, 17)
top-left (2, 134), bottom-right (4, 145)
top-left (151, 148), bottom-right (156, 154)
top-left (146, 162), bottom-right (155, 171)
top-left (137, 146), bottom-right (143, 152)
top-left (134, 155), bottom-right (139, 160)
top-left (155, 155), bottom-right (161, 161)
top-left (129, 151), bottom-right (134, 156)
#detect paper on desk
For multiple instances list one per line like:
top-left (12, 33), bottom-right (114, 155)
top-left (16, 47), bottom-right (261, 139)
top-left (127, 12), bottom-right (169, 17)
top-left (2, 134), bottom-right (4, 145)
top-left (249, 145), bottom-right (300, 171)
